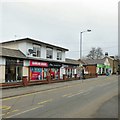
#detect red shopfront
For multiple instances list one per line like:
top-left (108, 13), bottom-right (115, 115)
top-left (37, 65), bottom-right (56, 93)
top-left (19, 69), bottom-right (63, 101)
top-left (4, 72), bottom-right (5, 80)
top-left (29, 60), bottom-right (61, 81)
top-left (29, 60), bottom-right (48, 81)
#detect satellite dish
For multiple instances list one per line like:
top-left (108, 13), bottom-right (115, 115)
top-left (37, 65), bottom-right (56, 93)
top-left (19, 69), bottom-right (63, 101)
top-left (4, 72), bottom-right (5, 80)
top-left (28, 49), bottom-right (34, 54)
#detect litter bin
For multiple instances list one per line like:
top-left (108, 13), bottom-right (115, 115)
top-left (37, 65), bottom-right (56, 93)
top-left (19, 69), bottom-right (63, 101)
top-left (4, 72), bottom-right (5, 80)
top-left (22, 76), bottom-right (28, 86)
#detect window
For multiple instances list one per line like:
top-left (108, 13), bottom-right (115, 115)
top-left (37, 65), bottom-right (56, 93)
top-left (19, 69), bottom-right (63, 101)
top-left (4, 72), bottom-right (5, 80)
top-left (46, 47), bottom-right (53, 59)
top-left (57, 50), bottom-right (62, 60)
top-left (33, 44), bottom-right (41, 57)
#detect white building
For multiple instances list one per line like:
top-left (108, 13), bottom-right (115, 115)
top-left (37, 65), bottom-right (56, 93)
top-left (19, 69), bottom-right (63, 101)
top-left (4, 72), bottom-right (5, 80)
top-left (0, 38), bottom-right (79, 83)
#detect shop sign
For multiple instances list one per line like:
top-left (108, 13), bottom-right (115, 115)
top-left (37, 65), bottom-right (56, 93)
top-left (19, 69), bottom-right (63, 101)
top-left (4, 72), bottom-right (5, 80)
top-left (30, 60), bottom-right (48, 67)
top-left (48, 63), bottom-right (62, 68)
top-left (6, 58), bottom-right (23, 66)
top-left (61, 64), bottom-right (68, 68)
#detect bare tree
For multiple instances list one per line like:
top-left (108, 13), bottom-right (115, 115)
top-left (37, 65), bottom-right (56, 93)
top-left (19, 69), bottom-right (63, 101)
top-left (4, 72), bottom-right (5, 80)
top-left (86, 47), bottom-right (103, 59)
top-left (96, 47), bottom-right (103, 59)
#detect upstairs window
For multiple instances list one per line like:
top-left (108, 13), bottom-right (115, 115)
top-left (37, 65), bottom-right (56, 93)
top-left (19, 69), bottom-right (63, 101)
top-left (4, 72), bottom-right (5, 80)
top-left (33, 44), bottom-right (41, 57)
top-left (57, 50), bottom-right (62, 60)
top-left (46, 47), bottom-right (53, 59)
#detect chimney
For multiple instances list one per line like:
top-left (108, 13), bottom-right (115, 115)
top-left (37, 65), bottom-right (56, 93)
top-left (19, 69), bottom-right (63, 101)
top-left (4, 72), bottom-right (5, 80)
top-left (105, 52), bottom-right (108, 57)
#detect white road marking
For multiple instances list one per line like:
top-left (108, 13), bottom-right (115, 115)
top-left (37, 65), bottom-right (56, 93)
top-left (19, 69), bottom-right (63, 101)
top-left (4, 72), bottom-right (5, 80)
top-left (67, 91), bottom-right (84, 98)
top-left (38, 99), bottom-right (53, 105)
top-left (6, 105), bottom-right (44, 118)
top-left (62, 93), bottom-right (72, 97)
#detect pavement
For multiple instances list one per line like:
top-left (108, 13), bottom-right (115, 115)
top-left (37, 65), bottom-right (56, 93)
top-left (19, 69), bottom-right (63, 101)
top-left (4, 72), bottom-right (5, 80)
top-left (1, 75), bottom-right (117, 99)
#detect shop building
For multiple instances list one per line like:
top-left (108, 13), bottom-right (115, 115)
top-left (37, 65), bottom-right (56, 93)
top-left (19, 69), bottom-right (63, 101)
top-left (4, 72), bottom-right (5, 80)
top-left (0, 38), bottom-right (79, 84)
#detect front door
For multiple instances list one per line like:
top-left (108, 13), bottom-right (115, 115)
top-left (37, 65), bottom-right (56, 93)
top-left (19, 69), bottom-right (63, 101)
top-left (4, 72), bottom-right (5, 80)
top-left (16, 66), bottom-right (22, 81)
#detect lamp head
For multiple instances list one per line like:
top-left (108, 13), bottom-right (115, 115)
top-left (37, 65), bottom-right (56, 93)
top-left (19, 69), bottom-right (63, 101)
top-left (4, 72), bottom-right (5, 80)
top-left (87, 29), bottom-right (91, 32)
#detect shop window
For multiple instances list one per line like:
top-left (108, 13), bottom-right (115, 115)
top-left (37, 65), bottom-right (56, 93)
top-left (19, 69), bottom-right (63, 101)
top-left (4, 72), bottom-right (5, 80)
top-left (57, 50), bottom-right (62, 60)
top-left (98, 68), bottom-right (101, 74)
top-left (16, 66), bottom-right (22, 81)
top-left (46, 48), bottom-right (53, 59)
top-left (43, 68), bottom-right (48, 80)
top-left (5, 66), bottom-right (21, 82)
top-left (102, 68), bottom-right (105, 74)
top-left (30, 67), bottom-right (43, 80)
top-left (50, 68), bottom-right (59, 80)
top-left (33, 44), bottom-right (41, 57)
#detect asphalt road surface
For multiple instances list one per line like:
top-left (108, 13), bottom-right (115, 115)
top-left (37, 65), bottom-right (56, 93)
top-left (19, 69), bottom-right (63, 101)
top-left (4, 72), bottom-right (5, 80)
top-left (1, 75), bottom-right (118, 118)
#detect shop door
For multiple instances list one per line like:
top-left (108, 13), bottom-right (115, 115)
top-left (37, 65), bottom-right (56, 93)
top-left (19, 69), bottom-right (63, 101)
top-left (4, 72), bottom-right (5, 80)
top-left (16, 66), bottom-right (22, 81)
top-left (5, 66), bottom-right (16, 82)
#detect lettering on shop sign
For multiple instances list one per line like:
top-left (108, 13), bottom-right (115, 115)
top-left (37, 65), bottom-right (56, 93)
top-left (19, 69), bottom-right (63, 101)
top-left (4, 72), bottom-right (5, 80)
top-left (30, 60), bottom-right (48, 67)
top-left (49, 63), bottom-right (62, 67)
top-left (6, 59), bottom-right (23, 66)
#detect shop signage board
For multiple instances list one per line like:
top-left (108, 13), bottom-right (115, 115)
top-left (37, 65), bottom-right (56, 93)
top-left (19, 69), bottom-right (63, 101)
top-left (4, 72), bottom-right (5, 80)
top-left (30, 60), bottom-right (48, 67)
top-left (6, 58), bottom-right (23, 66)
top-left (48, 63), bottom-right (62, 68)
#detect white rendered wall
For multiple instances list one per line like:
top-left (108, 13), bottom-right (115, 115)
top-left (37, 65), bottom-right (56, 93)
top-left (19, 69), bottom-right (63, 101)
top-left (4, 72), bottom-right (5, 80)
top-left (41, 45), bottom-right (46, 59)
top-left (2, 40), bottom-right (67, 62)
top-left (0, 57), bottom-right (6, 83)
top-left (62, 51), bottom-right (65, 61)
top-left (53, 49), bottom-right (57, 60)
top-left (23, 66), bottom-right (29, 77)
top-left (0, 57), bottom-right (5, 65)
top-left (0, 65), bottom-right (5, 83)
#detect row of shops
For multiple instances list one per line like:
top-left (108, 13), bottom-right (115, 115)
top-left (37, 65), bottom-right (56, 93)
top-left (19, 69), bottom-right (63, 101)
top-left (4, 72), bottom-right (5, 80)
top-left (4, 57), bottom-right (78, 83)
top-left (4, 57), bottom-right (119, 83)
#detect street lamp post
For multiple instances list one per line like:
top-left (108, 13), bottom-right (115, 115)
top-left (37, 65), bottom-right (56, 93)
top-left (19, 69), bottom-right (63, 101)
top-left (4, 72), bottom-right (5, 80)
top-left (80, 29), bottom-right (91, 59)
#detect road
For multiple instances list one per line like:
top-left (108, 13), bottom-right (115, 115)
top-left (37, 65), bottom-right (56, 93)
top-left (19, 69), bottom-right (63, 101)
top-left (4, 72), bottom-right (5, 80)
top-left (1, 75), bottom-right (118, 118)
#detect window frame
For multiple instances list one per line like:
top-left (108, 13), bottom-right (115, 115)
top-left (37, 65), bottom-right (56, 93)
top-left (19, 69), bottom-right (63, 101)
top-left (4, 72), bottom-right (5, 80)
top-left (57, 50), bottom-right (62, 60)
top-left (33, 44), bottom-right (41, 57)
top-left (46, 47), bottom-right (53, 59)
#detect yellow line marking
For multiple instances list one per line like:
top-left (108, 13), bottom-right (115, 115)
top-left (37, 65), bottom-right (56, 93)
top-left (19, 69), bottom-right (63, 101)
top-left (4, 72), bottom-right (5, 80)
top-left (38, 99), bottom-right (53, 105)
top-left (6, 105), bottom-right (44, 118)
top-left (11, 109), bottom-right (19, 113)
top-left (0, 106), bottom-right (11, 110)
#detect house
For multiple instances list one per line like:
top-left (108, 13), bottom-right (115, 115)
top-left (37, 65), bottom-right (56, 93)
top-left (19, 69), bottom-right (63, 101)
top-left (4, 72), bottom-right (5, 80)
top-left (83, 64), bottom-right (97, 79)
top-left (0, 38), bottom-right (79, 84)
top-left (103, 56), bottom-right (119, 74)
top-left (82, 56), bottom-right (119, 75)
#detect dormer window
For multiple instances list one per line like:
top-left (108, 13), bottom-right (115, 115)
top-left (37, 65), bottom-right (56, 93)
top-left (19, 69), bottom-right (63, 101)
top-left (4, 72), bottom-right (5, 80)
top-left (57, 50), bottom-right (62, 60)
top-left (33, 44), bottom-right (41, 57)
top-left (46, 47), bottom-right (53, 59)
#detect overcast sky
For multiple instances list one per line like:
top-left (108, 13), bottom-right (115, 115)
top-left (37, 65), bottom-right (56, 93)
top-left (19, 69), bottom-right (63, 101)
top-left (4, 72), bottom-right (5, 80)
top-left (0, 0), bottom-right (119, 59)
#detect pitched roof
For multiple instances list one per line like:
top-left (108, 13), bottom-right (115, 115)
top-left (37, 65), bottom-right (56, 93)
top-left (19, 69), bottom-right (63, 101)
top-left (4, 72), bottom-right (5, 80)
top-left (65, 58), bottom-right (80, 65)
top-left (0, 47), bottom-right (26, 59)
top-left (82, 59), bottom-right (105, 65)
top-left (1, 38), bottom-right (69, 51)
